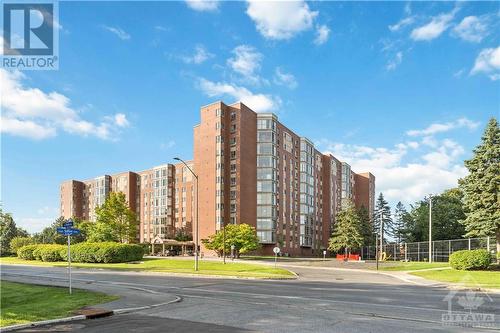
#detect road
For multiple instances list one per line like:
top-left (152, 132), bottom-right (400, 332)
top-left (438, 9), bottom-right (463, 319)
top-left (1, 264), bottom-right (499, 332)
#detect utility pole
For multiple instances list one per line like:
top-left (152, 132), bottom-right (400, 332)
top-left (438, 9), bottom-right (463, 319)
top-left (174, 157), bottom-right (199, 271)
top-left (428, 194), bottom-right (432, 263)
top-left (376, 212), bottom-right (383, 270)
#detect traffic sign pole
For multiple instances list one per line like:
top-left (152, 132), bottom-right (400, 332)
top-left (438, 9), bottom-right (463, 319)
top-left (67, 234), bottom-right (72, 295)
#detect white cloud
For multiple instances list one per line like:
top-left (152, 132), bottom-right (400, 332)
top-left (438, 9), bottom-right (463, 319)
top-left (185, 0), bottom-right (219, 12)
top-left (114, 113), bottom-right (129, 127)
top-left (273, 67), bottom-right (298, 89)
top-left (160, 140), bottom-right (176, 150)
top-left (314, 25), bottom-right (330, 45)
top-left (0, 69), bottom-right (130, 140)
top-left (319, 136), bottom-right (468, 205)
top-left (406, 117), bottom-right (480, 137)
top-left (227, 45), bottom-right (263, 84)
top-left (246, 0), bottom-right (318, 40)
top-left (452, 15), bottom-right (489, 43)
top-left (181, 45), bottom-right (214, 64)
top-left (103, 25), bottom-right (131, 40)
top-left (197, 78), bottom-right (280, 112)
top-left (389, 16), bottom-right (415, 32)
top-left (16, 217), bottom-right (54, 234)
top-left (470, 46), bottom-right (500, 81)
top-left (386, 51), bottom-right (403, 71)
top-left (410, 8), bottom-right (457, 41)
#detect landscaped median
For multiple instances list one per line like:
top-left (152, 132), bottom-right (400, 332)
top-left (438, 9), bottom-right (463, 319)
top-left (0, 257), bottom-right (295, 279)
top-left (0, 281), bottom-right (118, 327)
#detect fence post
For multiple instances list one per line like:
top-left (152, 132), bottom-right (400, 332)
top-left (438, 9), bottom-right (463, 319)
top-left (417, 242), bottom-right (420, 262)
top-left (487, 236), bottom-right (490, 252)
top-left (448, 240), bottom-right (451, 261)
top-left (404, 243), bottom-right (407, 261)
top-left (468, 238), bottom-right (471, 251)
top-left (393, 243), bottom-right (396, 261)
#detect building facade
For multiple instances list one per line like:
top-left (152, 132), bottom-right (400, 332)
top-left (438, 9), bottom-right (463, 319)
top-left (60, 100), bottom-right (375, 256)
top-left (192, 101), bottom-right (375, 256)
top-left (60, 164), bottom-right (191, 244)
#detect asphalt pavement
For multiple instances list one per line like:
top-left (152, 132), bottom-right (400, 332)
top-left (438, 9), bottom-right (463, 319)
top-left (1, 263), bottom-right (499, 333)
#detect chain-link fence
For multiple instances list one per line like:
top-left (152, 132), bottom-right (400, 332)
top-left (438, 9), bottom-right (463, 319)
top-left (361, 237), bottom-right (497, 262)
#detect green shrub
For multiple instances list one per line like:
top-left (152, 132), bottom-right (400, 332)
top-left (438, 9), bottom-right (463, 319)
top-left (61, 242), bottom-right (144, 263)
top-left (17, 244), bottom-right (39, 260)
top-left (449, 249), bottom-right (491, 270)
top-left (19, 242), bottom-right (143, 263)
top-left (10, 237), bottom-right (34, 254)
top-left (31, 244), bottom-right (65, 262)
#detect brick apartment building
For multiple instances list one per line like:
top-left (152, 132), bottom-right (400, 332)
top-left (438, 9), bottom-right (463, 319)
top-left (60, 101), bottom-right (375, 256)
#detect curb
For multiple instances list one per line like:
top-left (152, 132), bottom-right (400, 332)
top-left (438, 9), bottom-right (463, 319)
top-left (0, 296), bottom-right (183, 332)
top-left (0, 263), bottom-right (296, 281)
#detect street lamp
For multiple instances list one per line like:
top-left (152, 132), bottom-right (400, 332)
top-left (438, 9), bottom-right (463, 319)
top-left (428, 194), bottom-right (433, 263)
top-left (174, 157), bottom-right (199, 271)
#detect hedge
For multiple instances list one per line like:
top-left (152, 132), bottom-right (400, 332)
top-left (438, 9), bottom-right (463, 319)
top-left (18, 242), bottom-right (144, 263)
top-left (17, 244), bottom-right (39, 260)
top-left (33, 244), bottom-right (65, 262)
top-left (449, 249), bottom-right (491, 270)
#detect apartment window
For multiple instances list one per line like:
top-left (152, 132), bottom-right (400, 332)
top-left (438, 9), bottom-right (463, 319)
top-left (230, 112), bottom-right (236, 121)
top-left (230, 190), bottom-right (236, 199)
top-left (230, 137), bottom-right (236, 145)
top-left (230, 177), bottom-right (236, 186)
top-left (230, 124), bottom-right (236, 133)
top-left (230, 164), bottom-right (236, 172)
top-left (230, 151), bottom-right (236, 160)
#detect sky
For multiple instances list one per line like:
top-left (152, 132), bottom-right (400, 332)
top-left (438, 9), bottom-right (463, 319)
top-left (1, 1), bottom-right (499, 233)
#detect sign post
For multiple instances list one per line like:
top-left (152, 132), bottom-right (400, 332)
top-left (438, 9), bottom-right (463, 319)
top-left (67, 234), bottom-right (72, 294)
top-left (230, 244), bottom-right (235, 261)
top-left (323, 250), bottom-right (327, 261)
top-left (56, 218), bottom-right (80, 295)
top-left (273, 246), bottom-right (280, 268)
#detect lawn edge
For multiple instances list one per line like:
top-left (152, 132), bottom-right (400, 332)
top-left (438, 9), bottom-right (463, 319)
top-left (0, 262), bottom-right (296, 280)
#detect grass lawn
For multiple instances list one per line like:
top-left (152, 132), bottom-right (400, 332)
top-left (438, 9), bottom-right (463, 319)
top-left (375, 261), bottom-right (451, 271)
top-left (411, 267), bottom-right (500, 289)
top-left (0, 257), bottom-right (294, 279)
top-left (0, 281), bottom-right (118, 327)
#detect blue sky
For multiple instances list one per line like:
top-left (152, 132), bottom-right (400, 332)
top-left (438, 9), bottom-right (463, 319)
top-left (1, 1), bottom-right (499, 232)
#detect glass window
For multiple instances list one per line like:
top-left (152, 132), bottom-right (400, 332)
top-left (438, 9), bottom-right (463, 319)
top-left (257, 131), bottom-right (274, 142)
top-left (257, 143), bottom-right (274, 155)
top-left (257, 180), bottom-right (274, 192)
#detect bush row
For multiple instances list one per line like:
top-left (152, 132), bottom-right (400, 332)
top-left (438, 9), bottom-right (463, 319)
top-left (17, 242), bottom-right (144, 263)
top-left (449, 249), bottom-right (491, 270)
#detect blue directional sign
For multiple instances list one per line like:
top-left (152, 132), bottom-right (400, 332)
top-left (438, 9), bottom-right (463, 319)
top-left (63, 220), bottom-right (74, 228)
top-left (57, 227), bottom-right (67, 234)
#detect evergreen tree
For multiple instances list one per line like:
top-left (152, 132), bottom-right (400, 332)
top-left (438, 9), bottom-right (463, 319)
top-left (95, 192), bottom-right (138, 243)
top-left (459, 118), bottom-right (500, 256)
top-left (393, 202), bottom-right (410, 243)
top-left (373, 193), bottom-right (393, 243)
top-left (357, 206), bottom-right (375, 246)
top-left (328, 201), bottom-right (363, 255)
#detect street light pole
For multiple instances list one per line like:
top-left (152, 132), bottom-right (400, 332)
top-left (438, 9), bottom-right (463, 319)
top-left (428, 194), bottom-right (432, 263)
top-left (174, 157), bottom-right (199, 271)
top-left (376, 212), bottom-right (383, 271)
